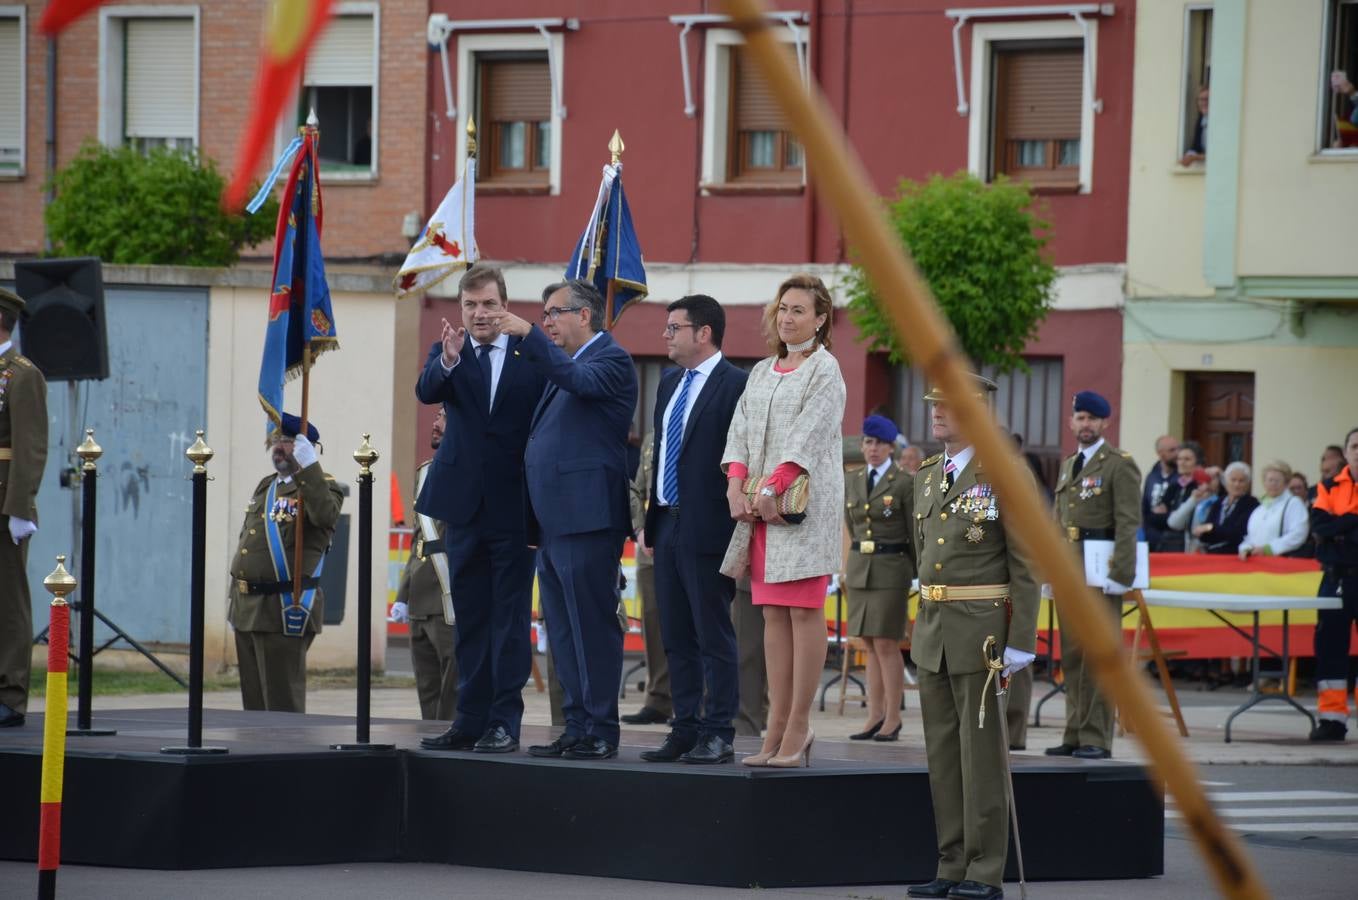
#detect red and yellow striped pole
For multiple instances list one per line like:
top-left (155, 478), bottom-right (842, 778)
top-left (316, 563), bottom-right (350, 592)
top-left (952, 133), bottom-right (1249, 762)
top-left (38, 555), bottom-right (76, 900)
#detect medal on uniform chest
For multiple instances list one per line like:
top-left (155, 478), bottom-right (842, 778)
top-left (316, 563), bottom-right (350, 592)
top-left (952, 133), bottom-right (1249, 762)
top-left (966, 524), bottom-right (985, 543)
top-left (882, 495), bottom-right (894, 517)
top-left (0, 368), bottom-right (11, 413)
top-left (985, 498), bottom-right (998, 521)
top-left (1078, 476), bottom-right (1103, 501)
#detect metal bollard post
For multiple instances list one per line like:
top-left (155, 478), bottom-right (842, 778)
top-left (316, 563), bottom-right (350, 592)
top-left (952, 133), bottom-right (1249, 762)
top-left (37, 556), bottom-right (76, 900)
top-left (69, 429), bottom-right (114, 737)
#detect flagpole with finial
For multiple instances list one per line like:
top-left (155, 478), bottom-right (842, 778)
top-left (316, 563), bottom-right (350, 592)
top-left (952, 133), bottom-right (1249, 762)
top-left (604, 130), bottom-right (624, 328)
top-left (291, 107), bottom-right (321, 613)
top-left (464, 117), bottom-right (477, 255)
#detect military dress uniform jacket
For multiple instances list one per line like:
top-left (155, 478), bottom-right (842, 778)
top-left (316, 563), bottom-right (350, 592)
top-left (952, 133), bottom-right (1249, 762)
top-left (0, 345), bottom-right (47, 523)
top-left (228, 462), bottom-right (344, 635)
top-left (843, 462), bottom-right (915, 590)
top-left (397, 463), bottom-right (448, 619)
top-left (910, 454), bottom-right (1039, 675)
top-left (1054, 443), bottom-right (1142, 587)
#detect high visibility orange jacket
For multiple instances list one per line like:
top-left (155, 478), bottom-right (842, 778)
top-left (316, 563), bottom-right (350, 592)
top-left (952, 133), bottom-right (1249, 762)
top-left (1312, 465), bottom-right (1358, 569)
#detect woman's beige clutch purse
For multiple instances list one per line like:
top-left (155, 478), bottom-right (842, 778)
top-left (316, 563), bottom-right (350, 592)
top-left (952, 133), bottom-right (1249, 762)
top-left (742, 473), bottom-right (809, 524)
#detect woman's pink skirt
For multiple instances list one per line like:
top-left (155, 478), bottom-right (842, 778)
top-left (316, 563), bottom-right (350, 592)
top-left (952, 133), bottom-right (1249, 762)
top-left (749, 521), bottom-right (829, 608)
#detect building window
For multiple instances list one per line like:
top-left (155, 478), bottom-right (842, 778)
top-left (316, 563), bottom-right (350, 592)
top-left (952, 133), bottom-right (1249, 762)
top-left (728, 46), bottom-right (803, 183)
top-left (1323, 0), bottom-right (1358, 151)
top-left (300, 9), bottom-right (378, 177)
top-left (0, 8), bottom-right (24, 175)
top-left (477, 55), bottom-right (551, 186)
top-left (990, 44), bottom-right (1083, 189)
top-left (98, 7), bottom-right (199, 153)
top-left (1179, 7), bottom-right (1212, 165)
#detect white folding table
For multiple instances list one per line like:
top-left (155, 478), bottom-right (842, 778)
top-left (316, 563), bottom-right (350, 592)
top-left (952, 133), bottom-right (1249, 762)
top-left (1140, 590), bottom-right (1342, 742)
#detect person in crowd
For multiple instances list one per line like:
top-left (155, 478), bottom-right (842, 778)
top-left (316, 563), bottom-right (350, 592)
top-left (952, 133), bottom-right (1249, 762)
top-left (496, 280), bottom-right (637, 760)
top-left (1309, 427), bottom-right (1358, 741)
top-left (1167, 466), bottom-right (1220, 553)
top-left (1193, 461), bottom-right (1259, 555)
top-left (1314, 445), bottom-right (1345, 503)
top-left (1147, 442), bottom-right (1204, 552)
top-left (1239, 462), bottom-right (1311, 560)
top-left (622, 432), bottom-right (672, 727)
top-left (415, 264), bottom-right (544, 755)
top-left (721, 274), bottom-right (846, 769)
top-left (229, 416), bottom-right (343, 713)
top-left (1289, 472), bottom-right (1311, 503)
top-left (0, 288), bottom-right (48, 729)
top-left (639, 295), bottom-right (748, 765)
top-left (899, 443), bottom-right (924, 476)
top-left (906, 373), bottom-right (1038, 900)
top-left (390, 408), bottom-right (460, 720)
top-left (1179, 86), bottom-right (1209, 166)
top-left (1142, 435), bottom-right (1180, 549)
top-left (842, 415), bottom-right (915, 744)
top-left (1048, 391), bottom-right (1141, 762)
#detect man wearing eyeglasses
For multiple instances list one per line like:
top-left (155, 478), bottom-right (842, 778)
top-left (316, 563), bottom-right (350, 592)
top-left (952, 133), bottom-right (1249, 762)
top-left (494, 280), bottom-right (639, 760)
top-left (414, 263), bottom-right (546, 755)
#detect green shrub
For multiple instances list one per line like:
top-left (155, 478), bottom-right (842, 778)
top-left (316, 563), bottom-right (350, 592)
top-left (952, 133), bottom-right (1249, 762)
top-left (844, 172), bottom-right (1057, 373)
top-left (44, 142), bottom-right (278, 266)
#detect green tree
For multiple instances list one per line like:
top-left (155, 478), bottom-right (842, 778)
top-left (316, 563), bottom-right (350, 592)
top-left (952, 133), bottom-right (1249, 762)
top-left (44, 142), bottom-right (278, 267)
top-left (844, 172), bottom-right (1057, 373)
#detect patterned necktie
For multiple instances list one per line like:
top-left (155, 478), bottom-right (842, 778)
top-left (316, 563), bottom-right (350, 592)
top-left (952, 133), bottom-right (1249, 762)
top-left (866, 467), bottom-right (878, 495)
top-left (662, 370), bottom-right (697, 504)
top-left (943, 458), bottom-right (956, 494)
top-left (1072, 451), bottom-right (1086, 478)
top-left (476, 343), bottom-right (494, 410)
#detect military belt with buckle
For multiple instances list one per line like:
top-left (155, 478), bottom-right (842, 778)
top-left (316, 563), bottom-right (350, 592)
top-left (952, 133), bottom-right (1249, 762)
top-left (237, 577), bottom-right (321, 595)
top-left (0, 448), bottom-right (11, 460)
top-left (1066, 526), bottom-right (1116, 542)
top-left (853, 541), bottom-right (907, 555)
top-left (919, 583), bottom-right (1010, 602)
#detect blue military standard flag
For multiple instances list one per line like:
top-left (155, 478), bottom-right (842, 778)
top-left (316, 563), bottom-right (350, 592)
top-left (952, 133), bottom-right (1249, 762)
top-left (257, 128), bottom-right (338, 429)
top-left (565, 161), bottom-right (647, 328)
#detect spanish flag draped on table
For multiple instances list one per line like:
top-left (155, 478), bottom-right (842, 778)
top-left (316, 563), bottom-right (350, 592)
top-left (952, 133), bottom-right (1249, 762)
top-left (565, 131), bottom-right (647, 328)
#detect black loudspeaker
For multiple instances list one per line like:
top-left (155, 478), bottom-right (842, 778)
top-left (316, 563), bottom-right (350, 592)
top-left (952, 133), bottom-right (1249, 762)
top-left (13, 257), bottom-right (110, 381)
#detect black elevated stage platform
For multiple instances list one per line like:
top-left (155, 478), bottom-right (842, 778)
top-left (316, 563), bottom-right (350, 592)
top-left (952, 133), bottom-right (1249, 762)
top-left (0, 709), bottom-right (1163, 887)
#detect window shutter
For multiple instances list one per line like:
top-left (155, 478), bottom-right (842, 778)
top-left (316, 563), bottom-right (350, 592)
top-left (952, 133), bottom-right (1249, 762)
top-left (305, 15), bottom-right (374, 87)
top-left (734, 46), bottom-right (789, 131)
top-left (486, 60), bottom-right (551, 122)
top-left (125, 19), bottom-right (196, 140)
top-left (999, 49), bottom-right (1082, 140)
top-left (0, 19), bottom-right (20, 151)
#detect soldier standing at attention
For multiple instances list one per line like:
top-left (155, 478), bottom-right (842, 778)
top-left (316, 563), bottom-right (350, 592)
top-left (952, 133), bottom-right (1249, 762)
top-left (229, 416), bottom-right (344, 713)
top-left (622, 432), bottom-right (673, 726)
top-left (842, 414), bottom-right (915, 743)
top-left (1046, 391), bottom-right (1141, 761)
top-left (0, 288), bottom-right (48, 729)
top-left (907, 375), bottom-right (1038, 900)
top-left (389, 408), bottom-right (460, 721)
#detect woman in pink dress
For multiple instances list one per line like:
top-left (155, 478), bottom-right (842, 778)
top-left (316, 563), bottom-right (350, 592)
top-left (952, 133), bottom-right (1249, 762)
top-left (720, 274), bottom-right (846, 767)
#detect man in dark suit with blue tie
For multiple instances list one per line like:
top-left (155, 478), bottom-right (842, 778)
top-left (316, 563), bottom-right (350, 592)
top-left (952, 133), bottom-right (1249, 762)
top-left (494, 279), bottom-right (638, 760)
top-left (636, 296), bottom-right (747, 764)
top-left (414, 264), bottom-right (545, 754)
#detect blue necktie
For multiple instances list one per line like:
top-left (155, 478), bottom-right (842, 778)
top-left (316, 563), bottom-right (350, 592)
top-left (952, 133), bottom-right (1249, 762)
top-left (476, 344), bottom-right (494, 411)
top-left (662, 370), bottom-right (697, 505)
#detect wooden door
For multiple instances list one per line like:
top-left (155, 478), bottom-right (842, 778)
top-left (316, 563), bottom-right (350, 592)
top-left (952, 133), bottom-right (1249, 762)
top-left (1184, 372), bottom-right (1254, 467)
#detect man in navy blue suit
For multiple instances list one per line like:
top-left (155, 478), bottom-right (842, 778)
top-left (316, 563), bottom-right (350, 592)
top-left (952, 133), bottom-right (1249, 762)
top-left (638, 295), bottom-right (748, 765)
top-left (414, 264), bottom-right (545, 754)
top-left (494, 280), bottom-right (638, 760)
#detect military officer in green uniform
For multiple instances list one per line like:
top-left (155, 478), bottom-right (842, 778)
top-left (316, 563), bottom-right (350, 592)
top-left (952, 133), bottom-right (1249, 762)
top-left (907, 375), bottom-right (1038, 900)
top-left (229, 415), bottom-right (344, 713)
top-left (0, 288), bottom-right (48, 729)
top-left (389, 409), bottom-right (459, 720)
top-left (843, 414), bottom-right (915, 743)
top-left (623, 432), bottom-right (673, 726)
top-left (1046, 390), bottom-right (1142, 760)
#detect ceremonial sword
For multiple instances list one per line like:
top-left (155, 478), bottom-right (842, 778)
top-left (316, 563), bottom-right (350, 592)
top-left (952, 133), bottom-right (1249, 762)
top-left (981, 635), bottom-right (1028, 900)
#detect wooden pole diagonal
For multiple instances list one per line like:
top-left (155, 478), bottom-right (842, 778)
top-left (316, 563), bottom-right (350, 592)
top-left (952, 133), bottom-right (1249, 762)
top-left (719, 2), bottom-right (1267, 897)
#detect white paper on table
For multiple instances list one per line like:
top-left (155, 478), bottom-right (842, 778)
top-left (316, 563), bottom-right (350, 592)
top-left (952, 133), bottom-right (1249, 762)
top-left (1082, 539), bottom-right (1150, 589)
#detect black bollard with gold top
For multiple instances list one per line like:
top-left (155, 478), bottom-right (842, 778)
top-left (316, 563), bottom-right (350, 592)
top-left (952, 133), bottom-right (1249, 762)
top-left (69, 429), bottom-right (115, 737)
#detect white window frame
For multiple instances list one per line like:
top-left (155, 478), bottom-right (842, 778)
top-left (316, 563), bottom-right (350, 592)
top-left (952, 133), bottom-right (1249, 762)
top-left (700, 26), bottom-right (808, 190)
top-left (455, 31), bottom-right (564, 194)
top-left (1317, 0), bottom-right (1358, 157)
top-left (1178, 4), bottom-right (1213, 163)
top-left (97, 5), bottom-right (201, 151)
top-left (966, 17), bottom-right (1097, 193)
top-left (0, 5), bottom-right (26, 178)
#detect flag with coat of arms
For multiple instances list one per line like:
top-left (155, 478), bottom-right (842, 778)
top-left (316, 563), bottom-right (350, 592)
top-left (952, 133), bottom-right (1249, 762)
top-left (395, 124), bottom-right (479, 299)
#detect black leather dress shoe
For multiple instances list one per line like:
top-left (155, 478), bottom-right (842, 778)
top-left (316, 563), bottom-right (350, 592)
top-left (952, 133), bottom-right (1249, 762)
top-left (0, 702), bottom-right (24, 728)
top-left (1072, 745), bottom-right (1111, 760)
top-left (527, 734), bottom-right (581, 758)
top-left (1043, 743), bottom-right (1076, 756)
top-left (472, 725), bottom-right (519, 754)
top-left (640, 733), bottom-right (695, 762)
top-left (947, 880), bottom-right (1002, 899)
top-left (680, 734), bottom-right (734, 765)
top-left (906, 877), bottom-right (959, 898)
top-left (621, 707), bottom-right (669, 725)
top-left (563, 736), bottom-right (617, 760)
top-left (419, 726), bottom-right (478, 751)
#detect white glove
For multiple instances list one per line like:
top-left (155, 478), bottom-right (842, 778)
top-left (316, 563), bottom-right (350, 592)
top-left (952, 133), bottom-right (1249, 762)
top-left (1040, 583), bottom-right (1053, 600)
top-left (291, 434), bottom-right (319, 469)
top-left (8, 517), bottom-right (36, 545)
top-left (1002, 646), bottom-right (1036, 678)
top-left (388, 601), bottom-right (410, 624)
top-left (1104, 578), bottom-right (1131, 596)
